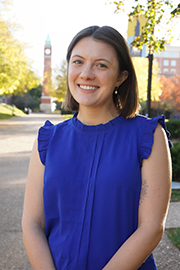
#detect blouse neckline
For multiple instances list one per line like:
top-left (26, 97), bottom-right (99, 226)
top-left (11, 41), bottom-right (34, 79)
top-left (72, 112), bottom-right (124, 132)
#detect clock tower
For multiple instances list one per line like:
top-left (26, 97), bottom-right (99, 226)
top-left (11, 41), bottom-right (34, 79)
top-left (40, 34), bottom-right (53, 112)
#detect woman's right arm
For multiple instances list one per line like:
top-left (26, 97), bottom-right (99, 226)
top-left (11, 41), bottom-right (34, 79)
top-left (22, 139), bottom-right (56, 270)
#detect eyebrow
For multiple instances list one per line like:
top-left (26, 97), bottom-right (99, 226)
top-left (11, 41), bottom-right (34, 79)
top-left (71, 55), bottom-right (112, 64)
top-left (71, 55), bottom-right (84, 59)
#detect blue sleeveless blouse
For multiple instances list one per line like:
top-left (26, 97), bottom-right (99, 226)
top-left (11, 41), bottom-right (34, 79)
top-left (38, 114), bottom-right (171, 270)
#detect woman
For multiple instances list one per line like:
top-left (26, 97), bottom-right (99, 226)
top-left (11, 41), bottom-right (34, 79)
top-left (22, 25), bottom-right (172, 270)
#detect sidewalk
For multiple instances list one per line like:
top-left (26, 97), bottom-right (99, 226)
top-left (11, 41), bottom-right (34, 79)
top-left (153, 181), bottom-right (180, 268)
top-left (0, 113), bottom-right (63, 270)
top-left (166, 202), bottom-right (180, 229)
top-left (0, 113), bottom-right (180, 269)
top-left (172, 181), bottom-right (180, 189)
top-left (153, 202), bottom-right (180, 269)
top-left (153, 181), bottom-right (180, 269)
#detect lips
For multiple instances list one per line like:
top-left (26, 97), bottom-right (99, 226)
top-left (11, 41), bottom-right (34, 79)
top-left (78, 84), bottom-right (99, 91)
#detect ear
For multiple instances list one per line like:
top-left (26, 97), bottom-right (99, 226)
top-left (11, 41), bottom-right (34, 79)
top-left (116, 70), bottom-right (128, 88)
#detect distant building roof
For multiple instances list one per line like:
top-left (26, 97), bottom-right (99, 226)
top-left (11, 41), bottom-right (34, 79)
top-left (45, 34), bottom-right (51, 46)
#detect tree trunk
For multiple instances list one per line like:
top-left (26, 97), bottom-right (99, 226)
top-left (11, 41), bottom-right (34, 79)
top-left (146, 53), bottom-right (153, 117)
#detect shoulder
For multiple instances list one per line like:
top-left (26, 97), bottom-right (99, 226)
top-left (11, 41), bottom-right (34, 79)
top-left (121, 114), bottom-right (149, 128)
top-left (130, 114), bottom-right (171, 140)
top-left (119, 114), bottom-right (149, 138)
top-left (136, 114), bottom-right (172, 164)
top-left (39, 117), bottom-right (72, 135)
top-left (37, 117), bottom-right (73, 165)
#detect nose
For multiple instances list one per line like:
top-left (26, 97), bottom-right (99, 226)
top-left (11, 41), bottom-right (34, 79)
top-left (80, 64), bottom-right (95, 80)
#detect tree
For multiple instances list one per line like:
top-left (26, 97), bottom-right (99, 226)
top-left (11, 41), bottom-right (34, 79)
top-left (159, 75), bottom-right (180, 111)
top-left (11, 84), bottom-right (42, 112)
top-left (29, 85), bottom-right (42, 100)
top-left (46, 59), bottom-right (67, 102)
top-left (0, 2), bottom-right (40, 96)
top-left (0, 0), bottom-right (13, 14)
top-left (109, 0), bottom-right (180, 116)
top-left (151, 75), bottom-right (180, 118)
top-left (132, 57), bottom-right (161, 102)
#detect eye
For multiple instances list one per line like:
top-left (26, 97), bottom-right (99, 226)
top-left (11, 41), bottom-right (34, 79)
top-left (73, 59), bottom-right (83, 65)
top-left (97, 63), bottom-right (107, 69)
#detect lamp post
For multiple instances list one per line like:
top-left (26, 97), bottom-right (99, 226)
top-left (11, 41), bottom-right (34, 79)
top-left (146, 52), bottom-right (153, 117)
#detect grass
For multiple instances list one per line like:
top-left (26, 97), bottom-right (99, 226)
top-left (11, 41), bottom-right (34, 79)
top-left (0, 103), bottom-right (25, 119)
top-left (166, 228), bottom-right (180, 250)
top-left (62, 114), bottom-right (73, 120)
top-left (171, 189), bottom-right (180, 202)
top-left (166, 189), bottom-right (180, 250)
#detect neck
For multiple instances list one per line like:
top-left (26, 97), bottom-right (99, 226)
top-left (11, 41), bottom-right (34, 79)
top-left (77, 105), bottom-right (119, 126)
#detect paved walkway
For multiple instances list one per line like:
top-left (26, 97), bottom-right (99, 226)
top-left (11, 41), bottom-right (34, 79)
top-left (0, 113), bottom-right (62, 270)
top-left (153, 202), bottom-right (180, 269)
top-left (0, 113), bottom-right (180, 270)
top-left (172, 181), bottom-right (180, 189)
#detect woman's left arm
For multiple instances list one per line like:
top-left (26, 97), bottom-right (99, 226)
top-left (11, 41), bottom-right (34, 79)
top-left (103, 124), bottom-right (172, 270)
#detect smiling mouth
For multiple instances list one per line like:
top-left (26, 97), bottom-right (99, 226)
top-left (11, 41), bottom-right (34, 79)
top-left (78, 84), bottom-right (99, 90)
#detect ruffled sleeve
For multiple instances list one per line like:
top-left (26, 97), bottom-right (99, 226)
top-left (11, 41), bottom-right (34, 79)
top-left (38, 120), bottom-right (54, 165)
top-left (140, 115), bottom-right (172, 165)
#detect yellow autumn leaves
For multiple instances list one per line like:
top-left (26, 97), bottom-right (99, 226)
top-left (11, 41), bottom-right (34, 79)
top-left (0, 2), bottom-right (40, 96)
top-left (132, 57), bottom-right (161, 102)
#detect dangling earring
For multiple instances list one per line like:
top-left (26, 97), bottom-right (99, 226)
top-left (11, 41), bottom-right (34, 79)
top-left (114, 87), bottom-right (118, 95)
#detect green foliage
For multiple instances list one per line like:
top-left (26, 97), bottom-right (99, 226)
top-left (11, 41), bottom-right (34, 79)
top-left (29, 85), bottom-right (42, 99)
top-left (11, 84), bottom-right (42, 112)
top-left (170, 142), bottom-right (180, 182)
top-left (171, 189), bottom-right (180, 202)
top-left (60, 104), bottom-right (74, 115)
top-left (53, 101), bottom-right (73, 115)
top-left (0, 3), bottom-right (40, 95)
top-left (167, 120), bottom-right (180, 182)
top-left (63, 114), bottom-right (73, 120)
top-left (166, 228), bottom-right (180, 250)
top-left (47, 59), bottom-right (67, 102)
top-left (166, 120), bottom-right (180, 139)
top-left (171, 4), bottom-right (180, 17)
top-left (110, 0), bottom-right (180, 54)
top-left (110, 0), bottom-right (180, 116)
top-left (61, 108), bottom-right (73, 115)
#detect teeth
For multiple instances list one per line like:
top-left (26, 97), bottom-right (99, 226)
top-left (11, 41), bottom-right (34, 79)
top-left (80, 85), bottom-right (97, 90)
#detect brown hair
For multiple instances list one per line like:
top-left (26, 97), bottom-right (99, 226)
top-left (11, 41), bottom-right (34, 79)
top-left (65, 25), bottom-right (139, 118)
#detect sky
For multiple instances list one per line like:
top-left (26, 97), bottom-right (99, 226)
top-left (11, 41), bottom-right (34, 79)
top-left (9, 0), bottom-right (180, 79)
top-left (11, 0), bottom-right (128, 78)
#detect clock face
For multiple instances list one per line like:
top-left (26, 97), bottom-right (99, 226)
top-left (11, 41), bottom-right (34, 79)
top-left (45, 48), bottom-right (51, 55)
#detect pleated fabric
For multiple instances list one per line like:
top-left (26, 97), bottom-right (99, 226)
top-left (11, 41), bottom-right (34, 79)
top-left (38, 114), bottom-right (171, 270)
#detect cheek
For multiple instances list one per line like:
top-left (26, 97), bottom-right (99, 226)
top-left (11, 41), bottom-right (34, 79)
top-left (68, 68), bottom-right (78, 86)
top-left (67, 72), bottom-right (74, 91)
top-left (68, 70), bottom-right (79, 99)
top-left (101, 72), bottom-right (119, 89)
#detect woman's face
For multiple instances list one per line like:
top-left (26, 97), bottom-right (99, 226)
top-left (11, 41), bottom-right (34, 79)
top-left (68, 37), bottom-right (125, 113)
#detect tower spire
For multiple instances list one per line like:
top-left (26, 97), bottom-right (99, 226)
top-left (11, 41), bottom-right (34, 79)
top-left (45, 34), bottom-right (51, 46)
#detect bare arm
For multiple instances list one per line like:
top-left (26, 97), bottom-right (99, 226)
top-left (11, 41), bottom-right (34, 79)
top-left (103, 124), bottom-right (172, 270)
top-left (22, 139), bottom-right (56, 270)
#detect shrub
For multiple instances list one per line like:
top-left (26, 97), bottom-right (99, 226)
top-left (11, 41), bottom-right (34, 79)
top-left (60, 107), bottom-right (74, 115)
top-left (166, 119), bottom-right (180, 139)
top-left (170, 142), bottom-right (180, 182)
top-left (166, 228), bottom-right (180, 250)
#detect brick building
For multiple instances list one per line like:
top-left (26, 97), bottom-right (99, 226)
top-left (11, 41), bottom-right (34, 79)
top-left (154, 43), bottom-right (180, 77)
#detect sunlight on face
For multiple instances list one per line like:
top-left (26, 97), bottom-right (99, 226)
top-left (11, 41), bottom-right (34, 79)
top-left (68, 37), bottom-right (121, 114)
